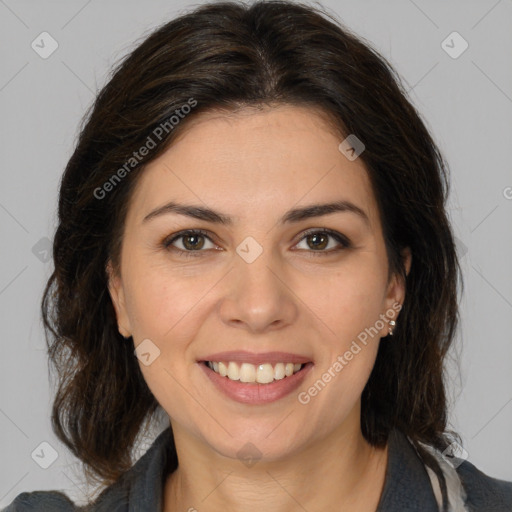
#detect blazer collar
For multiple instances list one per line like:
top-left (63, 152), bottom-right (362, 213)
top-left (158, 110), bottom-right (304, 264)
top-left (377, 428), bottom-right (439, 511)
top-left (120, 426), bottom-right (438, 511)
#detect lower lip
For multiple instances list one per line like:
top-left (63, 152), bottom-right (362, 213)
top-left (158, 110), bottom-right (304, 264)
top-left (199, 362), bottom-right (313, 405)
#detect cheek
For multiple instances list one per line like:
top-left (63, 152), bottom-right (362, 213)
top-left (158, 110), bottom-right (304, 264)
top-left (302, 262), bottom-right (387, 342)
top-left (123, 263), bottom-right (209, 342)
top-left (123, 268), bottom-right (210, 422)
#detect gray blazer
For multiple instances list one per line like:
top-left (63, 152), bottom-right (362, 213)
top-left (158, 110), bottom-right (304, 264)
top-left (3, 426), bottom-right (512, 511)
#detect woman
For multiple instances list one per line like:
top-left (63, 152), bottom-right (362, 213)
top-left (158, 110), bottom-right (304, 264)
top-left (3, 1), bottom-right (511, 511)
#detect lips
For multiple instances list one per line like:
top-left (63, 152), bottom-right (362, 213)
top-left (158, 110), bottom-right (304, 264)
top-left (198, 350), bottom-right (312, 366)
top-left (197, 351), bottom-right (313, 404)
top-left (199, 362), bottom-right (313, 404)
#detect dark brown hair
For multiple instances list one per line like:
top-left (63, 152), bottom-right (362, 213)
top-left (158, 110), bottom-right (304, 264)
top-left (43, 0), bottom-right (462, 503)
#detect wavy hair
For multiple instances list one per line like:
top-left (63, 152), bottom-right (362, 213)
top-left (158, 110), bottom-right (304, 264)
top-left (42, 0), bottom-right (462, 502)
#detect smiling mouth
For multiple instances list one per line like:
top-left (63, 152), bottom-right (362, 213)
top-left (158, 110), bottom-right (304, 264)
top-left (203, 361), bottom-right (307, 384)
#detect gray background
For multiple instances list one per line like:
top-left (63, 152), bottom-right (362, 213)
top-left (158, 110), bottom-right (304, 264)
top-left (1, 0), bottom-right (511, 507)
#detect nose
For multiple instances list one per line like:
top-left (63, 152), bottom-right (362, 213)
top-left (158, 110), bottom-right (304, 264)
top-left (217, 245), bottom-right (298, 334)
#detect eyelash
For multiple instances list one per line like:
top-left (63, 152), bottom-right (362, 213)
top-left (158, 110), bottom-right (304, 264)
top-left (162, 228), bottom-right (352, 259)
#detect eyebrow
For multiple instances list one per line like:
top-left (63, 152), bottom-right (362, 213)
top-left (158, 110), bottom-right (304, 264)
top-left (142, 199), bottom-right (370, 226)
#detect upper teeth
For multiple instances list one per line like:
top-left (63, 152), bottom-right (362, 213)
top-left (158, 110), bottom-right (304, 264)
top-left (207, 361), bottom-right (303, 384)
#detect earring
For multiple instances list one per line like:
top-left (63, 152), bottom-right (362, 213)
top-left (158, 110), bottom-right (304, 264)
top-left (388, 320), bottom-right (396, 336)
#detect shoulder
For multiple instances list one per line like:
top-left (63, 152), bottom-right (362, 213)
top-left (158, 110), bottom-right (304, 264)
top-left (2, 426), bottom-right (173, 512)
top-left (1, 490), bottom-right (76, 511)
top-left (1, 488), bottom-right (129, 512)
top-left (456, 459), bottom-right (512, 510)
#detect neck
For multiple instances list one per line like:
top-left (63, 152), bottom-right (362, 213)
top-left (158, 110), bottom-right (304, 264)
top-left (163, 421), bottom-right (389, 512)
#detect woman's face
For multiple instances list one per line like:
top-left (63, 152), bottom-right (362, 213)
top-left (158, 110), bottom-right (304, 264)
top-left (108, 105), bottom-right (409, 461)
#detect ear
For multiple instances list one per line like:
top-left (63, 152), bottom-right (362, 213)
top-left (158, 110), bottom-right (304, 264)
top-left (106, 260), bottom-right (132, 338)
top-left (379, 247), bottom-right (412, 337)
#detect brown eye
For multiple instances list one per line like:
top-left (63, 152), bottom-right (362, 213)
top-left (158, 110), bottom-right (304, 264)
top-left (305, 232), bottom-right (329, 250)
top-left (295, 229), bottom-right (351, 255)
top-left (163, 229), bottom-right (216, 257)
top-left (181, 233), bottom-right (206, 250)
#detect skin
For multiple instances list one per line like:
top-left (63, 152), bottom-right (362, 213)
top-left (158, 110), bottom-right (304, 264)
top-left (107, 104), bottom-right (411, 512)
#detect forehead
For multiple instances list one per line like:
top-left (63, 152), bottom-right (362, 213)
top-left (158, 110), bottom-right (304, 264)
top-left (126, 105), bottom-right (380, 229)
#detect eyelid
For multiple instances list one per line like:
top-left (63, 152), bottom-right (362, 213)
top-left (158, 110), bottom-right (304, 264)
top-left (295, 227), bottom-right (351, 249)
top-left (162, 228), bottom-right (217, 253)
